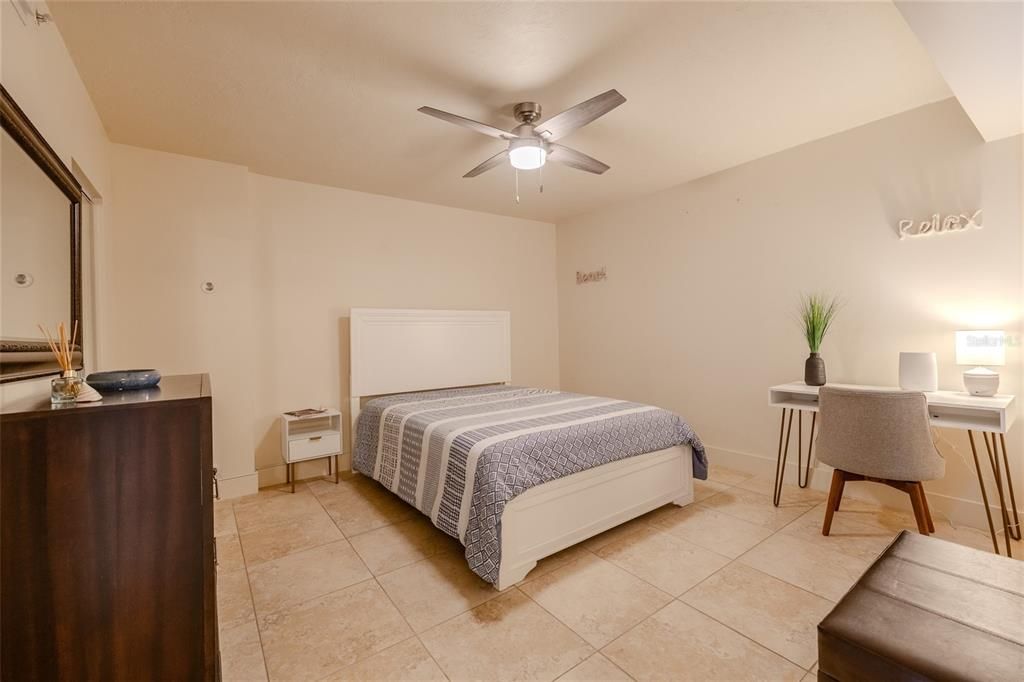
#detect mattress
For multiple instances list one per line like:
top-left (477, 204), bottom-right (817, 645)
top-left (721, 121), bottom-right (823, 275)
top-left (353, 385), bottom-right (707, 584)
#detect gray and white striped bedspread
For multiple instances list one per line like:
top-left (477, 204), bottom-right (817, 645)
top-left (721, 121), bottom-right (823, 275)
top-left (353, 385), bottom-right (707, 585)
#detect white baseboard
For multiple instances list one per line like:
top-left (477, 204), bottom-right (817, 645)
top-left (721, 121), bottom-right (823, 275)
top-left (705, 445), bottom-right (1019, 533)
top-left (217, 471), bottom-right (259, 500)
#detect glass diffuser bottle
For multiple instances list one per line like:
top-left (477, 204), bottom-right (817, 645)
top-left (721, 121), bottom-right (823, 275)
top-left (51, 370), bottom-right (83, 405)
top-left (39, 321), bottom-right (81, 405)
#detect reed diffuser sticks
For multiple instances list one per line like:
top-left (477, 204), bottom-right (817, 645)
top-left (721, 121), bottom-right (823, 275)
top-left (38, 321), bottom-right (78, 375)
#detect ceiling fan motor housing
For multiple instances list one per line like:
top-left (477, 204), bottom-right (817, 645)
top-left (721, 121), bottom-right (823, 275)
top-left (513, 101), bottom-right (542, 124)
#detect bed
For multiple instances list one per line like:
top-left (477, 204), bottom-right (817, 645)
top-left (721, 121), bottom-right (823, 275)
top-left (349, 308), bottom-right (707, 589)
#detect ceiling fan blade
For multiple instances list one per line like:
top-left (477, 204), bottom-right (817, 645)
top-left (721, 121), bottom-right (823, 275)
top-left (548, 144), bottom-right (610, 174)
top-left (463, 150), bottom-right (509, 178)
top-left (535, 89), bottom-right (626, 141)
top-left (418, 106), bottom-right (515, 140)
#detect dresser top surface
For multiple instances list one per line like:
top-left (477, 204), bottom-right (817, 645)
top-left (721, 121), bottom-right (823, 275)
top-left (1, 373), bottom-right (210, 417)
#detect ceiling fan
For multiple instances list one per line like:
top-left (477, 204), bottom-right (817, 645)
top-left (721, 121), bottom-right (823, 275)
top-left (418, 89), bottom-right (626, 179)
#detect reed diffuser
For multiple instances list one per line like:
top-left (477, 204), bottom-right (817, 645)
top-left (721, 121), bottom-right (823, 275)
top-left (39, 321), bottom-right (82, 405)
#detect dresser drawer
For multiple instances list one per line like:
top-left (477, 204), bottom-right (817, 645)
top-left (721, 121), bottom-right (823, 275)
top-left (287, 432), bottom-right (341, 462)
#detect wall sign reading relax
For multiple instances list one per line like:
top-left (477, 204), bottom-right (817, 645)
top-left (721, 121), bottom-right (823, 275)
top-left (898, 209), bottom-right (982, 240)
top-left (576, 267), bottom-right (607, 284)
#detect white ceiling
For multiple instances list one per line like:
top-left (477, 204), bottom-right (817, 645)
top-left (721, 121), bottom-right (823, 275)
top-left (50, 1), bottom-right (953, 222)
top-left (896, 0), bottom-right (1023, 142)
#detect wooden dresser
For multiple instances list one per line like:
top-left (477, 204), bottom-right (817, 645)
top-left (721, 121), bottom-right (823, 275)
top-left (1, 374), bottom-right (219, 680)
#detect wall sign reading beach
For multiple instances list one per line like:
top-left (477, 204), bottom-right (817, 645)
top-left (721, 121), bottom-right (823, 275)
top-left (576, 267), bottom-right (607, 285)
top-left (898, 209), bottom-right (982, 240)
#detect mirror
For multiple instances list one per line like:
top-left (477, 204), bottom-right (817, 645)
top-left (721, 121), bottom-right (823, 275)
top-left (0, 85), bottom-right (83, 382)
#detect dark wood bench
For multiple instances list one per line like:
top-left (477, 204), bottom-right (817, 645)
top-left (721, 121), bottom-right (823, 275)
top-left (818, 530), bottom-right (1024, 681)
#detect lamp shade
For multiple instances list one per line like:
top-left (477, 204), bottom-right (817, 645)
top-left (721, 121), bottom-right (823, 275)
top-left (955, 330), bottom-right (1006, 367)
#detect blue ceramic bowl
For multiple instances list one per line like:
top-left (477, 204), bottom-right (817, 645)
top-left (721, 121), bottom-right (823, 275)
top-left (86, 369), bottom-right (161, 392)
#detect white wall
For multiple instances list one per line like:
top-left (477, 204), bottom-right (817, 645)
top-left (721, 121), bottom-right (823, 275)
top-left (1, 1), bottom-right (110, 405)
top-left (247, 174), bottom-right (560, 484)
top-left (557, 98), bottom-right (1023, 529)
top-left (106, 145), bottom-right (559, 495)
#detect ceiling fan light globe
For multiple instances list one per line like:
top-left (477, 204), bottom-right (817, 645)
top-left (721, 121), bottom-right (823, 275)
top-left (508, 144), bottom-right (546, 170)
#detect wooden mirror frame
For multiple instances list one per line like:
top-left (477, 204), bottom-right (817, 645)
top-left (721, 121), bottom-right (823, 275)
top-left (0, 84), bottom-right (84, 383)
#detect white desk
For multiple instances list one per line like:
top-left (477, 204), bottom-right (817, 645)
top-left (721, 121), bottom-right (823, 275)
top-left (768, 382), bottom-right (1019, 556)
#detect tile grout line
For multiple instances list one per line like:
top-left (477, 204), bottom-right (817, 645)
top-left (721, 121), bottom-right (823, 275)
top-left (231, 473), bottom-right (843, 678)
top-left (591, 480), bottom-right (823, 672)
top-left (696, 492), bottom-right (821, 533)
top-left (230, 469), bottom-right (1017, 680)
top-left (238, 483), bottom-right (363, 681)
top-left (223, 499), bottom-right (272, 682)
top-left (304, 477), bottom-right (499, 676)
top-left (561, 650), bottom-right (637, 682)
top-left (513, 550), bottom-right (679, 667)
top-left (410, 632), bottom-right (452, 682)
top-left (503, 586), bottom-right (601, 675)
top-left (308, 479), bottom-right (453, 681)
top-left (592, 524), bottom-right (734, 594)
top-left (678, 594), bottom-right (817, 672)
top-left (668, 491), bottom-right (831, 673)
top-left (309, 476), bottom-right (417, 542)
top-left (238, 476), bottom-right (796, 661)
top-left (234, 480), bottom-right (646, 678)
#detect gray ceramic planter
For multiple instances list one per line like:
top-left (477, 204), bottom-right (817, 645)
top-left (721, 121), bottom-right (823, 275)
top-left (804, 353), bottom-right (826, 386)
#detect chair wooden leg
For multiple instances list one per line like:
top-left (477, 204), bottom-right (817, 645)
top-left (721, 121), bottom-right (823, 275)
top-left (908, 483), bottom-right (930, 535)
top-left (918, 484), bottom-right (935, 533)
top-left (822, 470), bottom-right (845, 536)
top-left (833, 473), bottom-right (846, 512)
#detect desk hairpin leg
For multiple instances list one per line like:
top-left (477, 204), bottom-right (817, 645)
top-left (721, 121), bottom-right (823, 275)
top-left (967, 430), bottom-right (1019, 557)
top-left (999, 433), bottom-right (1021, 541)
top-left (985, 433), bottom-right (1021, 544)
top-left (798, 411), bottom-right (816, 489)
top-left (772, 408), bottom-right (816, 507)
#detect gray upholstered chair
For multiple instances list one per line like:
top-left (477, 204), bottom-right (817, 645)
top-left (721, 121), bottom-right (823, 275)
top-left (815, 387), bottom-right (945, 536)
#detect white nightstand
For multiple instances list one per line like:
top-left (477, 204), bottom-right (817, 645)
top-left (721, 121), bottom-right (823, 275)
top-left (280, 408), bottom-right (343, 493)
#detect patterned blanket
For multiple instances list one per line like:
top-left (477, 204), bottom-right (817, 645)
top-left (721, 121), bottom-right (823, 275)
top-left (353, 385), bottom-right (707, 585)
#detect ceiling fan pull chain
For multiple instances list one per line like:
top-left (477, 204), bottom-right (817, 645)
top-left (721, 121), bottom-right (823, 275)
top-left (539, 162), bottom-right (544, 194)
top-left (514, 168), bottom-right (520, 204)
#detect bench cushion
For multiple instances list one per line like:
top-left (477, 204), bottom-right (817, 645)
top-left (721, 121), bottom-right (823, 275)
top-left (818, 530), bottom-right (1024, 682)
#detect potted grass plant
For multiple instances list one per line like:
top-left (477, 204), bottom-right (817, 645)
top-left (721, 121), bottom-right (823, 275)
top-left (800, 294), bottom-right (840, 386)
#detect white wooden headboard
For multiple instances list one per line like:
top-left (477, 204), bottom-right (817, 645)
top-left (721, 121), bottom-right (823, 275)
top-left (349, 308), bottom-right (512, 435)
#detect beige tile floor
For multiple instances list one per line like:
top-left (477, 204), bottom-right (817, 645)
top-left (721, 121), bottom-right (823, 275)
top-left (216, 469), bottom-right (1021, 681)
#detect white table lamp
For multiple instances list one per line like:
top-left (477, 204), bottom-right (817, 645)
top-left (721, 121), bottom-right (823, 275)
top-left (955, 330), bottom-right (1005, 396)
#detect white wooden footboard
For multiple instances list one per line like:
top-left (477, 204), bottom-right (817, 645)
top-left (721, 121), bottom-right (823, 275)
top-left (496, 445), bottom-right (694, 590)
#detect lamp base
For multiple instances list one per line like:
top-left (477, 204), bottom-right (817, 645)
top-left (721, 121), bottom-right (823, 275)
top-left (963, 368), bottom-right (999, 397)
